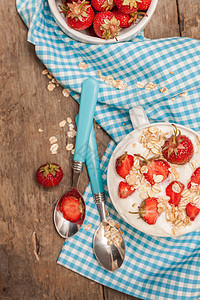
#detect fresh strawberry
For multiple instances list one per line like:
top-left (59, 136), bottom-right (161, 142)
top-left (113, 0), bottom-right (140, 14)
top-left (118, 181), bottom-right (135, 198)
top-left (112, 8), bottom-right (133, 28)
top-left (61, 196), bottom-right (83, 222)
top-left (115, 152), bottom-right (134, 179)
top-left (166, 181), bottom-right (185, 207)
top-left (138, 0), bottom-right (151, 10)
top-left (93, 11), bottom-right (121, 40)
top-left (162, 124), bottom-right (194, 165)
top-left (188, 167), bottom-right (200, 189)
top-left (129, 197), bottom-right (160, 225)
top-left (136, 155), bottom-right (170, 185)
top-left (186, 203), bottom-right (200, 221)
top-left (66, 1), bottom-right (95, 31)
top-left (36, 162), bottom-right (63, 187)
top-left (91, 0), bottom-right (114, 12)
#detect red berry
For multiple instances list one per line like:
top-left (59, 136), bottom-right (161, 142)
top-left (112, 8), bottom-right (133, 28)
top-left (188, 167), bottom-right (200, 189)
top-left (36, 162), bottom-right (63, 187)
top-left (130, 197), bottom-right (160, 225)
top-left (138, 0), bottom-right (151, 10)
top-left (186, 203), bottom-right (200, 221)
top-left (166, 181), bottom-right (185, 207)
top-left (66, 1), bottom-right (95, 31)
top-left (91, 0), bottom-right (114, 12)
top-left (60, 196), bottom-right (83, 222)
top-left (162, 125), bottom-right (194, 165)
top-left (114, 0), bottom-right (140, 14)
top-left (115, 152), bottom-right (134, 179)
top-left (143, 159), bottom-right (170, 186)
top-left (93, 11), bottom-right (121, 40)
top-left (118, 181), bottom-right (135, 198)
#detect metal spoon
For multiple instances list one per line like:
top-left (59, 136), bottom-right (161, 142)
top-left (86, 125), bottom-right (126, 271)
top-left (54, 78), bottom-right (99, 239)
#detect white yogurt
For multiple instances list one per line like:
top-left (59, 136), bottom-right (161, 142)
top-left (107, 123), bottom-right (200, 237)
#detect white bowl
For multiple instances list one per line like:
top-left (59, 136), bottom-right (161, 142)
top-left (47, 0), bottom-right (158, 44)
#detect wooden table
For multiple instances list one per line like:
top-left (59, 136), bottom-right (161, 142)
top-left (1, 0), bottom-right (200, 299)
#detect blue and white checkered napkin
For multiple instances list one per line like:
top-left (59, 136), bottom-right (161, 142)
top-left (17, 0), bottom-right (200, 299)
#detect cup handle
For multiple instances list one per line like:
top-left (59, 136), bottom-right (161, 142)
top-left (129, 106), bottom-right (150, 130)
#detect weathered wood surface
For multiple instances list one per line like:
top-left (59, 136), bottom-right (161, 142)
top-left (0, 0), bottom-right (199, 299)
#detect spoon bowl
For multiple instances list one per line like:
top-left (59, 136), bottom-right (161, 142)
top-left (54, 78), bottom-right (99, 239)
top-left (85, 125), bottom-right (126, 271)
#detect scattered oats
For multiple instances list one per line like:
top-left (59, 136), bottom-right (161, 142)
top-left (160, 87), bottom-right (168, 94)
top-left (49, 136), bottom-right (57, 144)
top-left (62, 89), bottom-right (70, 97)
top-left (97, 70), bottom-right (102, 78)
top-left (181, 190), bottom-right (190, 198)
top-left (67, 117), bottom-right (72, 124)
top-left (132, 203), bottom-right (136, 208)
top-left (105, 209), bottom-right (109, 218)
top-left (141, 165), bottom-right (148, 174)
top-left (109, 219), bottom-right (115, 227)
top-left (78, 62), bottom-right (87, 70)
top-left (97, 71), bottom-right (127, 90)
top-left (38, 128), bottom-right (43, 132)
top-left (50, 143), bottom-right (58, 154)
top-left (171, 97), bottom-right (175, 102)
top-left (172, 182), bottom-right (181, 193)
top-left (190, 161), bottom-right (196, 169)
top-left (145, 82), bottom-right (157, 91)
top-left (71, 149), bottom-right (75, 155)
top-left (47, 83), bottom-right (56, 92)
top-left (148, 126), bottom-right (158, 134)
top-left (67, 131), bottom-right (74, 138)
top-left (136, 82), bottom-right (145, 89)
top-left (169, 71), bottom-right (174, 75)
top-left (179, 92), bottom-right (187, 98)
top-left (47, 74), bottom-right (53, 79)
top-left (84, 224), bottom-right (92, 231)
top-left (69, 123), bottom-right (74, 130)
top-left (59, 120), bottom-right (67, 127)
top-left (42, 69), bottom-right (48, 75)
top-left (148, 189), bottom-right (155, 198)
top-left (66, 143), bottom-right (74, 151)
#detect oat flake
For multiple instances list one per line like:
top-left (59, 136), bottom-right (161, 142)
top-left (47, 83), bottom-right (55, 92)
top-left (59, 120), bottom-right (67, 127)
top-left (49, 136), bottom-right (57, 144)
top-left (62, 89), bottom-right (70, 97)
top-left (38, 128), bottom-right (43, 132)
top-left (66, 143), bottom-right (74, 151)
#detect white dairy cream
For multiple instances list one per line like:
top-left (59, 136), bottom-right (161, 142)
top-left (107, 123), bottom-right (200, 237)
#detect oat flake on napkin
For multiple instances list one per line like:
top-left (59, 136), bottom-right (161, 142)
top-left (17, 0), bottom-right (200, 299)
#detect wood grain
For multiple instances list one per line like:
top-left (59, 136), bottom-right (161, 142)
top-left (0, 0), bottom-right (199, 299)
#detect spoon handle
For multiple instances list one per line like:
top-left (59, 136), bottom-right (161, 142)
top-left (74, 78), bottom-right (99, 163)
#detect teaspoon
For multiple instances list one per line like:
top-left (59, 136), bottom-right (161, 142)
top-left (86, 125), bottom-right (126, 271)
top-left (54, 78), bottom-right (99, 239)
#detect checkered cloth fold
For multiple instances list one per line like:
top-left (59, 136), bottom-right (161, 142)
top-left (17, 0), bottom-right (200, 299)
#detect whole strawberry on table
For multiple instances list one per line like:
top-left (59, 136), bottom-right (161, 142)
top-left (36, 162), bottom-right (63, 187)
top-left (59, 0), bottom-right (151, 40)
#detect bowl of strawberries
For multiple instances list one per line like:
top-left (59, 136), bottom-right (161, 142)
top-left (48, 0), bottom-right (158, 44)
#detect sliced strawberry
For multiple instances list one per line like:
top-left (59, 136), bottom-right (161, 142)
top-left (129, 197), bottom-right (160, 225)
top-left (144, 159), bottom-right (170, 186)
top-left (118, 181), bottom-right (135, 198)
top-left (166, 181), bottom-right (185, 207)
top-left (188, 167), bottom-right (200, 189)
top-left (186, 203), bottom-right (200, 221)
top-left (115, 152), bottom-right (134, 179)
top-left (60, 196), bottom-right (82, 222)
